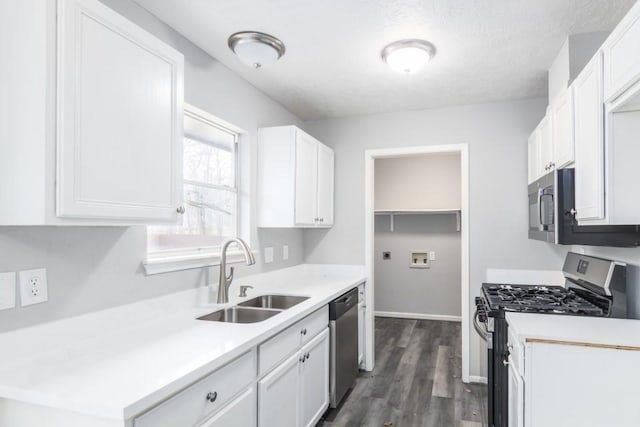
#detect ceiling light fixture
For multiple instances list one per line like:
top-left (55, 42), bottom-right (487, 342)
top-left (381, 39), bottom-right (436, 74)
top-left (228, 31), bottom-right (286, 69)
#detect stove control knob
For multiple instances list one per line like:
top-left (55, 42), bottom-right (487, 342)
top-left (478, 313), bottom-right (487, 323)
top-left (475, 297), bottom-right (483, 306)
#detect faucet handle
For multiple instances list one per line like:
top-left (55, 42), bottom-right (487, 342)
top-left (227, 266), bottom-right (235, 283)
top-left (239, 285), bottom-right (254, 298)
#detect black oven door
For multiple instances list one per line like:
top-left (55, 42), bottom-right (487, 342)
top-left (528, 172), bottom-right (555, 243)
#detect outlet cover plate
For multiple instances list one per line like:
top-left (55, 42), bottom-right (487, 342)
top-left (264, 247), bottom-right (274, 264)
top-left (283, 245), bottom-right (289, 261)
top-left (0, 272), bottom-right (16, 310)
top-left (19, 268), bottom-right (48, 306)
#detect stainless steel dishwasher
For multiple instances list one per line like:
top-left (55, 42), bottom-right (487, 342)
top-left (329, 287), bottom-right (359, 408)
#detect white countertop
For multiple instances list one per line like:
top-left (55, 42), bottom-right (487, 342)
top-left (0, 264), bottom-right (365, 420)
top-left (506, 312), bottom-right (640, 348)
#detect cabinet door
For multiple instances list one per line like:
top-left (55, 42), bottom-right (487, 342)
top-left (508, 360), bottom-right (524, 427)
top-left (603, 8), bottom-right (640, 101)
top-left (316, 143), bottom-right (334, 226)
top-left (300, 328), bottom-right (330, 427)
top-left (538, 115), bottom-right (553, 173)
top-left (294, 131), bottom-right (318, 226)
top-left (527, 130), bottom-right (540, 183)
top-left (358, 302), bottom-right (365, 367)
top-left (551, 88), bottom-right (575, 169)
top-left (57, 0), bottom-right (183, 222)
top-left (200, 387), bottom-right (256, 427)
top-left (258, 352), bottom-right (300, 427)
top-left (573, 54), bottom-right (606, 222)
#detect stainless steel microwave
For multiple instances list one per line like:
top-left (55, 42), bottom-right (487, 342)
top-left (528, 169), bottom-right (640, 247)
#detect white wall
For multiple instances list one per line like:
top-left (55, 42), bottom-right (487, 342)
top-left (375, 214), bottom-right (461, 317)
top-left (0, 0), bottom-right (306, 333)
top-left (304, 98), bottom-right (568, 378)
top-left (374, 153), bottom-right (461, 211)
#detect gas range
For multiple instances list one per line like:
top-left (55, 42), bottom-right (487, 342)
top-left (480, 283), bottom-right (604, 316)
top-left (474, 253), bottom-right (628, 427)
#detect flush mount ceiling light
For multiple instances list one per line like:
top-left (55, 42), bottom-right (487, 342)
top-left (228, 31), bottom-right (286, 69)
top-left (381, 39), bottom-right (436, 74)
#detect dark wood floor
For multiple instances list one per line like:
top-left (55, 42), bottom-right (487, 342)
top-left (318, 317), bottom-right (487, 427)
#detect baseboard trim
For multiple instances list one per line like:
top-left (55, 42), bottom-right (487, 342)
top-left (469, 375), bottom-right (488, 384)
top-left (374, 311), bottom-right (462, 322)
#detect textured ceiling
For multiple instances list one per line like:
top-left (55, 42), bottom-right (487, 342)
top-left (134, 0), bottom-right (636, 120)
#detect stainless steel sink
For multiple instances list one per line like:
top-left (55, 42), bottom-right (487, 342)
top-left (197, 307), bottom-right (280, 323)
top-left (237, 295), bottom-right (309, 310)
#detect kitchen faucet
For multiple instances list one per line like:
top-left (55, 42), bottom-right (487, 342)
top-left (217, 237), bottom-right (256, 304)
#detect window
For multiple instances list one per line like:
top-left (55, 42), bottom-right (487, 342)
top-left (148, 105), bottom-right (240, 256)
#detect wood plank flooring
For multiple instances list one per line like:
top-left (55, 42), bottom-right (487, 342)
top-left (318, 317), bottom-right (487, 427)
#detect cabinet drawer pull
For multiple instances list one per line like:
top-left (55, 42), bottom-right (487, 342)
top-left (206, 391), bottom-right (218, 403)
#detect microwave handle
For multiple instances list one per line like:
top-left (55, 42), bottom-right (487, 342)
top-left (538, 188), bottom-right (544, 229)
top-left (539, 189), bottom-right (554, 228)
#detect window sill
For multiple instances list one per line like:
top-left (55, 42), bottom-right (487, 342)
top-left (143, 249), bottom-right (259, 275)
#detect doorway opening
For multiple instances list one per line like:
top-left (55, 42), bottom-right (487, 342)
top-left (363, 144), bottom-right (470, 382)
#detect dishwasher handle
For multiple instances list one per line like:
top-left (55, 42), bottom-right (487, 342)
top-left (329, 288), bottom-right (358, 319)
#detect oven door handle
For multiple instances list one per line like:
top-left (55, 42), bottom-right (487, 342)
top-left (473, 309), bottom-right (488, 341)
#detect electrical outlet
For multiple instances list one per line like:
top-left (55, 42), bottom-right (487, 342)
top-left (19, 268), bottom-right (48, 306)
top-left (264, 247), bottom-right (274, 264)
top-left (0, 272), bottom-right (16, 311)
top-left (283, 245), bottom-right (289, 260)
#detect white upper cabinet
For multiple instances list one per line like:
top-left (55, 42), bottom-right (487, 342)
top-left (573, 53), bottom-right (606, 223)
top-left (57, 0), bottom-right (183, 221)
top-left (294, 131), bottom-right (319, 226)
top-left (551, 87), bottom-right (575, 169)
top-left (316, 144), bottom-right (335, 226)
top-left (603, 1), bottom-right (640, 101)
top-left (0, 0), bottom-right (184, 225)
top-left (538, 115), bottom-right (554, 174)
top-left (258, 126), bottom-right (335, 228)
top-left (527, 114), bottom-right (553, 183)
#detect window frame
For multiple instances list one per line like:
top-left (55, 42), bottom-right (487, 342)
top-left (143, 103), bottom-right (250, 275)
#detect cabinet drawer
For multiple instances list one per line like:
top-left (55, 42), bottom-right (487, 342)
top-left (259, 306), bottom-right (328, 376)
top-left (135, 350), bottom-right (257, 427)
top-left (199, 386), bottom-right (256, 427)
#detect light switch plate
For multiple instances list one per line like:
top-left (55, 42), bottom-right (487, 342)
top-left (283, 245), bottom-right (289, 261)
top-left (429, 251), bottom-right (436, 261)
top-left (0, 272), bottom-right (16, 311)
top-left (19, 268), bottom-right (48, 306)
top-left (264, 247), bottom-right (274, 264)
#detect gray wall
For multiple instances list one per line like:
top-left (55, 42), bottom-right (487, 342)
top-left (0, 0), bottom-right (306, 333)
top-left (303, 98), bottom-right (568, 378)
top-left (375, 214), bottom-right (461, 317)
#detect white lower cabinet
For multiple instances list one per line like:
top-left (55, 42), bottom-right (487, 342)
top-left (258, 353), bottom-right (300, 427)
top-left (258, 321), bottom-right (330, 427)
top-left (300, 329), bottom-right (330, 427)
top-left (199, 387), bottom-right (256, 427)
top-left (507, 359), bottom-right (524, 427)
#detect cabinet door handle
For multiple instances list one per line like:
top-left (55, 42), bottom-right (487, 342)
top-left (502, 359), bottom-right (509, 366)
top-left (206, 391), bottom-right (218, 403)
top-left (300, 328), bottom-right (307, 335)
top-left (177, 205), bottom-right (186, 214)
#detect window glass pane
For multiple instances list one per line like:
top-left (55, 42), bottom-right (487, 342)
top-left (182, 184), bottom-right (236, 237)
top-left (184, 137), bottom-right (234, 187)
top-left (148, 185), bottom-right (236, 252)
